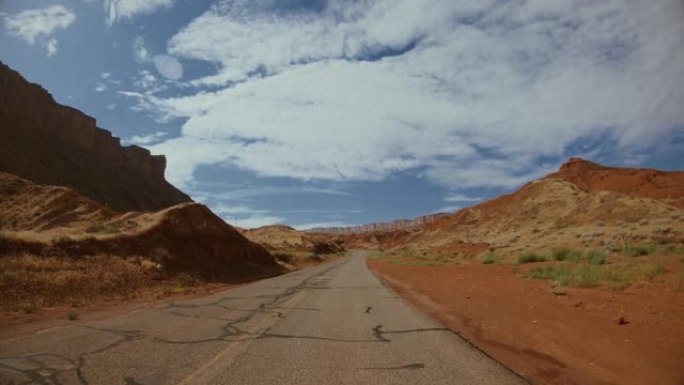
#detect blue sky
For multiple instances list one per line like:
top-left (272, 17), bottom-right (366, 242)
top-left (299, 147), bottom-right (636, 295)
top-left (2, 0), bottom-right (683, 229)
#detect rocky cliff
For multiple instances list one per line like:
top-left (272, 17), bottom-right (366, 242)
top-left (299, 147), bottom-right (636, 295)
top-left (0, 61), bottom-right (190, 212)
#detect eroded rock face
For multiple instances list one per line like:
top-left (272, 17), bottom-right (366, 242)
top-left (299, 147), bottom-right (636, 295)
top-left (0, 61), bottom-right (190, 212)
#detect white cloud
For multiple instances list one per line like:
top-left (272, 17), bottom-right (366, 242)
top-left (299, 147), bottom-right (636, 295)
top-left (123, 131), bottom-right (168, 145)
top-left (133, 36), bottom-right (183, 81)
top-left (102, 72), bottom-right (111, 79)
top-left (444, 194), bottom-right (481, 203)
top-left (191, 186), bottom-right (350, 201)
top-left (153, 55), bottom-right (183, 80)
top-left (134, 70), bottom-right (158, 89)
top-left (3, 5), bottom-right (75, 54)
top-left (211, 204), bottom-right (284, 229)
top-left (133, 35), bottom-right (150, 62)
top-left (46, 38), bottom-right (58, 57)
top-left (292, 221), bottom-right (358, 231)
top-left (133, 0), bottom-right (684, 190)
top-left (432, 206), bottom-right (461, 214)
top-left (95, 83), bottom-right (107, 92)
top-left (104, 0), bottom-right (175, 25)
top-left (231, 215), bottom-right (284, 229)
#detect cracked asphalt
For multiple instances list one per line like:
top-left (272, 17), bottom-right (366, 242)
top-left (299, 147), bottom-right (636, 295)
top-left (0, 251), bottom-right (527, 385)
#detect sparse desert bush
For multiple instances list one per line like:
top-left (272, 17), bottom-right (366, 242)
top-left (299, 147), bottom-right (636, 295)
top-left (585, 249), bottom-right (607, 265)
top-left (635, 262), bottom-right (666, 281)
top-left (551, 248), bottom-right (571, 261)
top-left (624, 244), bottom-right (656, 257)
top-left (273, 252), bottom-right (296, 264)
top-left (527, 260), bottom-right (666, 289)
top-left (480, 252), bottom-right (497, 264)
top-left (528, 264), bottom-right (627, 288)
top-left (68, 311), bottom-right (79, 320)
top-left (517, 253), bottom-right (547, 264)
top-left (567, 250), bottom-right (584, 263)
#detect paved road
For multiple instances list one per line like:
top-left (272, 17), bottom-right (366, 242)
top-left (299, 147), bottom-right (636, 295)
top-left (0, 251), bottom-right (526, 385)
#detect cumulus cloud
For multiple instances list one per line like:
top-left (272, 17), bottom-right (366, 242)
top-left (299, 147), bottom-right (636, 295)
top-left (95, 82), bottom-right (107, 92)
top-left (104, 0), bottom-right (175, 25)
top-left (133, 0), bottom-right (683, 190)
top-left (3, 5), bottom-right (75, 55)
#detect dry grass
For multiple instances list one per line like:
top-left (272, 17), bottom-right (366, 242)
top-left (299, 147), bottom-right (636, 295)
top-left (0, 253), bottom-right (202, 313)
top-left (527, 259), bottom-right (667, 290)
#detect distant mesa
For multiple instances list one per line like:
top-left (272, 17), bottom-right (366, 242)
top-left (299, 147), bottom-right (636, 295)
top-left (0, 60), bottom-right (190, 212)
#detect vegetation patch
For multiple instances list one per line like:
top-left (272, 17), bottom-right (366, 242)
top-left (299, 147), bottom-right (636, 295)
top-left (480, 251), bottom-right (497, 264)
top-left (585, 249), bottom-right (607, 265)
top-left (517, 253), bottom-right (547, 264)
top-left (623, 244), bottom-right (656, 257)
top-left (527, 260), bottom-right (666, 289)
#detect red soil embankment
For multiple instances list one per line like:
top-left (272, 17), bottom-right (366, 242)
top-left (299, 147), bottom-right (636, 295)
top-left (368, 259), bottom-right (684, 385)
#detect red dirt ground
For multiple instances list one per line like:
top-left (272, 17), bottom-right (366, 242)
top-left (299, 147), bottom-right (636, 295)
top-left (368, 259), bottom-right (684, 385)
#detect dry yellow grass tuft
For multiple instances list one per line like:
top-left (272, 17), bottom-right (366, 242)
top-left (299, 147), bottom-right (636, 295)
top-left (0, 253), bottom-right (201, 313)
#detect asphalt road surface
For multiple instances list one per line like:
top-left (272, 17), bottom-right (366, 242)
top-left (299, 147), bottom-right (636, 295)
top-left (0, 251), bottom-right (526, 385)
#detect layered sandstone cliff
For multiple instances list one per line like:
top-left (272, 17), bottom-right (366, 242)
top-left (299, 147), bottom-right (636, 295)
top-left (0, 61), bottom-right (190, 211)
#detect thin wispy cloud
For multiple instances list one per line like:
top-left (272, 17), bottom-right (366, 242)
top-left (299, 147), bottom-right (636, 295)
top-left (444, 194), bottom-right (482, 203)
top-left (3, 5), bottom-right (76, 56)
top-left (104, 0), bottom-right (175, 25)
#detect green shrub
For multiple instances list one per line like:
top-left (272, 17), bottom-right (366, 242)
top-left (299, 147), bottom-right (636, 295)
top-left (480, 252), bottom-right (497, 264)
top-left (552, 248), bottom-right (573, 261)
top-left (586, 249), bottom-right (607, 265)
top-left (517, 253), bottom-right (547, 264)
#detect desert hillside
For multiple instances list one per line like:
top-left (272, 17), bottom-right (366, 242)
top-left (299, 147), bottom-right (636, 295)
top-left (0, 172), bottom-right (280, 279)
top-left (0, 61), bottom-right (190, 212)
top-left (241, 224), bottom-right (344, 265)
top-left (339, 159), bottom-right (684, 260)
